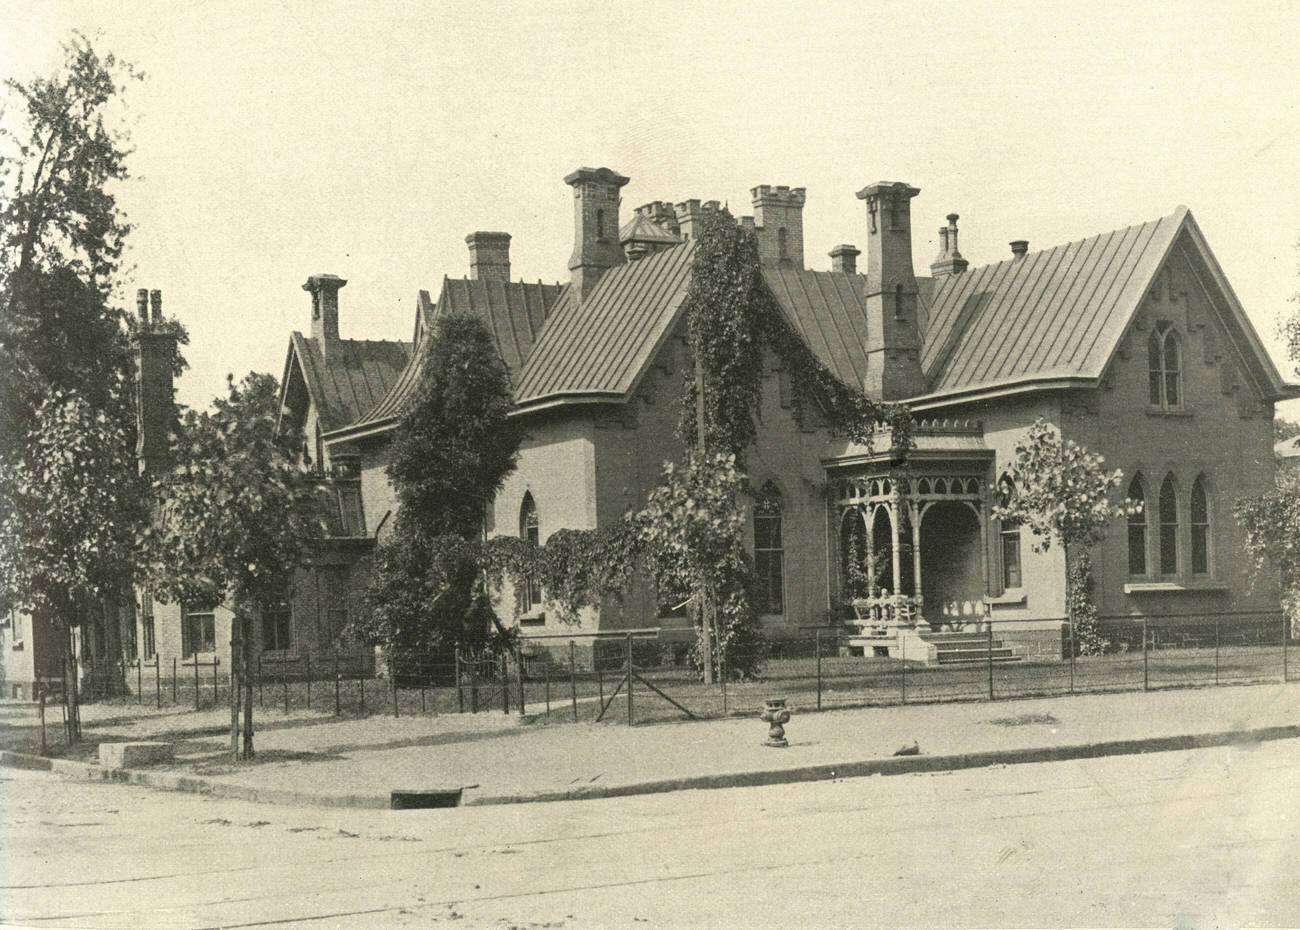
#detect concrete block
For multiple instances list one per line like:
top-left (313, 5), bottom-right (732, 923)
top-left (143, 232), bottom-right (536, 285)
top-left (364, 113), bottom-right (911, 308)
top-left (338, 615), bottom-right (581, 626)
top-left (99, 741), bottom-right (174, 769)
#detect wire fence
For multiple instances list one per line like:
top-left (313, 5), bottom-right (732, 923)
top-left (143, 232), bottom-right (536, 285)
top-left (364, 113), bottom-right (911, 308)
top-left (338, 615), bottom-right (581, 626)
top-left (75, 610), bottom-right (1291, 728)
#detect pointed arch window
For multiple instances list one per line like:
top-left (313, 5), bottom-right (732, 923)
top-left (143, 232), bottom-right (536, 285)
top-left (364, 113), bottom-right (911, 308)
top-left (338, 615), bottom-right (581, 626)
top-left (1159, 474), bottom-right (1179, 575)
top-left (754, 484), bottom-right (784, 615)
top-left (998, 475), bottom-right (1022, 590)
top-left (1148, 325), bottom-right (1182, 409)
top-left (1191, 475), bottom-right (1210, 576)
top-left (1127, 475), bottom-right (1148, 576)
top-left (519, 492), bottom-right (542, 612)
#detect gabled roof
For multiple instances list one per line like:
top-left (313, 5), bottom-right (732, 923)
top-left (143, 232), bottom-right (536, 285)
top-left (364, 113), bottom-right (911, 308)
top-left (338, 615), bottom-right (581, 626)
top-left (912, 207), bottom-right (1299, 405)
top-left (762, 267), bottom-right (872, 388)
top-left (514, 242), bottom-right (696, 410)
top-left (281, 333), bottom-right (410, 433)
top-left (326, 277), bottom-right (565, 442)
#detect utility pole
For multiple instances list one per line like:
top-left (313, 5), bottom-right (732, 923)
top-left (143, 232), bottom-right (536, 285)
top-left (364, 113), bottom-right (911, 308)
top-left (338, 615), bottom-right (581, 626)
top-left (695, 356), bottom-right (714, 685)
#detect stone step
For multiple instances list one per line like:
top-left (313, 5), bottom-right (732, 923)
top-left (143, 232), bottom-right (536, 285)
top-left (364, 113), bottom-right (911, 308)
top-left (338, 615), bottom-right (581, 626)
top-left (934, 649), bottom-right (1021, 664)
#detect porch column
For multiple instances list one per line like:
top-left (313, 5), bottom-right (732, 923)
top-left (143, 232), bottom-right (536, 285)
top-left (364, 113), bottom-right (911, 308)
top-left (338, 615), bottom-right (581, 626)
top-left (864, 507), bottom-right (876, 593)
top-left (978, 490), bottom-right (991, 597)
top-left (910, 501), bottom-right (922, 597)
top-left (889, 501), bottom-right (901, 597)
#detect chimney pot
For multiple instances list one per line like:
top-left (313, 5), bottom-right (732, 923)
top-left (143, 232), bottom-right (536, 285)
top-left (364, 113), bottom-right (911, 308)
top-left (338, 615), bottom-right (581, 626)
top-left (929, 212), bottom-right (969, 277)
top-left (136, 288), bottom-right (148, 323)
top-left (1010, 240), bottom-right (1029, 258)
top-left (149, 289), bottom-right (162, 324)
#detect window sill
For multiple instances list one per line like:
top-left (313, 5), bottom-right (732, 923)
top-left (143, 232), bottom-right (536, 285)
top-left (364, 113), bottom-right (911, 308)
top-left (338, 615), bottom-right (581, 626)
top-left (1124, 581), bottom-right (1229, 594)
top-left (9, 640), bottom-right (23, 651)
top-left (1144, 406), bottom-right (1193, 418)
top-left (519, 612), bottom-right (546, 627)
top-left (984, 591), bottom-right (1026, 605)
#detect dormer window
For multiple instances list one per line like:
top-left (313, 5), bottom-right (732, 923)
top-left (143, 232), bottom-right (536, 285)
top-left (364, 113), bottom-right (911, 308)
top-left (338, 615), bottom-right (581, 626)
top-left (1148, 324), bottom-right (1182, 409)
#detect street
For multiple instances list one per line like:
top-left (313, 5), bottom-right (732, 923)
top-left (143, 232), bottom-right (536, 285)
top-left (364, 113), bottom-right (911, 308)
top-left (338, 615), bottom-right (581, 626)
top-left (2, 741), bottom-right (1298, 929)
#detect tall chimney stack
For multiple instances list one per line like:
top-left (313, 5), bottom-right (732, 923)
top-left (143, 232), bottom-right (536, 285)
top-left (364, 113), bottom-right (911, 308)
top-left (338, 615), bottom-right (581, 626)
top-left (133, 288), bottom-right (177, 477)
top-left (302, 274), bottom-right (347, 356)
top-left (856, 181), bottom-right (926, 400)
top-left (466, 231), bottom-right (512, 283)
top-left (564, 166), bottom-right (629, 300)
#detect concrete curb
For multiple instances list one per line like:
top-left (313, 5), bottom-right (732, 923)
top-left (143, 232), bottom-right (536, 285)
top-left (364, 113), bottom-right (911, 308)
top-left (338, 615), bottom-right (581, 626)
top-left (5, 724), bottom-right (1298, 810)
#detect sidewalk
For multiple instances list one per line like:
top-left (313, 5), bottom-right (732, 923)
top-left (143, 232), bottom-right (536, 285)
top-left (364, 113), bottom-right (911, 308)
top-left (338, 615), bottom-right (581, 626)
top-left (3, 682), bottom-right (1297, 808)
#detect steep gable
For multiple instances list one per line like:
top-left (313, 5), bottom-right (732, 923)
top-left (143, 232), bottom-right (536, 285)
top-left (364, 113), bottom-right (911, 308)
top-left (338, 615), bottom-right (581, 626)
top-left (278, 333), bottom-right (411, 435)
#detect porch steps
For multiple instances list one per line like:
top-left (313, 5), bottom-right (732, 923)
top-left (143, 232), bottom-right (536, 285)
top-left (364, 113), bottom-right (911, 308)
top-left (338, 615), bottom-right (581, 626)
top-left (921, 632), bottom-right (1022, 665)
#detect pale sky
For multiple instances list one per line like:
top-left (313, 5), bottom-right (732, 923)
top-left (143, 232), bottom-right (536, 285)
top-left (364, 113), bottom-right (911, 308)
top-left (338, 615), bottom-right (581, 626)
top-left (5, 1), bottom-right (1299, 418)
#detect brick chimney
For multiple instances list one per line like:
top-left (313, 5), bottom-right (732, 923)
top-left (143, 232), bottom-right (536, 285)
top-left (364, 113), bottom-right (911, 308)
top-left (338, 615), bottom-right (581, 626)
top-left (466, 231), bottom-right (511, 282)
top-left (752, 185), bottom-right (806, 268)
top-left (929, 213), bottom-right (969, 277)
top-left (830, 243), bottom-right (860, 274)
top-left (303, 274), bottom-right (347, 357)
top-left (133, 288), bottom-right (177, 477)
top-left (564, 167), bottom-right (629, 300)
top-left (856, 182), bottom-right (927, 400)
top-left (674, 199), bottom-right (722, 244)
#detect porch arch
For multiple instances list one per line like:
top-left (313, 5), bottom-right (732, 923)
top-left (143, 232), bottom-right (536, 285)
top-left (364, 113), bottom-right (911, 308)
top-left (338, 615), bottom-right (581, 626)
top-left (919, 501), bottom-right (984, 624)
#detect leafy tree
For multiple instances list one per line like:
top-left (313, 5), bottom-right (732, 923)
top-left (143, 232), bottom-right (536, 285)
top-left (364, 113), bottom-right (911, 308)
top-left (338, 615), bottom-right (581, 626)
top-left (993, 418), bottom-right (1136, 655)
top-left (0, 36), bottom-right (146, 739)
top-left (357, 313), bottom-right (521, 657)
top-left (146, 373), bottom-right (325, 759)
top-left (1274, 417), bottom-right (1300, 445)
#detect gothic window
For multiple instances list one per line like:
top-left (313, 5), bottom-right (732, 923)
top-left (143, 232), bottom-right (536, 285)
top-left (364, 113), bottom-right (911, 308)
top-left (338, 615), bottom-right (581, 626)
top-left (753, 484), bottom-right (784, 615)
top-left (998, 476), bottom-right (1022, 590)
top-left (519, 492), bottom-right (543, 613)
top-left (1159, 474), bottom-right (1179, 575)
top-left (777, 227), bottom-right (789, 262)
top-left (1148, 325), bottom-right (1182, 409)
top-left (1127, 474), bottom-right (1147, 576)
top-left (596, 208), bottom-right (606, 240)
top-left (1191, 475), bottom-right (1210, 576)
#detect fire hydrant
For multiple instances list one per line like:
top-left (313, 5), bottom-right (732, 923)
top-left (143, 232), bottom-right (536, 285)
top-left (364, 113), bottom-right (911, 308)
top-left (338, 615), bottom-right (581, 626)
top-left (760, 698), bottom-right (790, 748)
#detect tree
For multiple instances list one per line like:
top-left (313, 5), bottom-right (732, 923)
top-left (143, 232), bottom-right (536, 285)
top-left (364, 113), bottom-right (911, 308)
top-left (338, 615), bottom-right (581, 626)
top-left (146, 372), bottom-right (325, 759)
top-left (993, 418), bottom-right (1136, 655)
top-left (0, 36), bottom-right (145, 739)
top-left (356, 313), bottom-right (521, 658)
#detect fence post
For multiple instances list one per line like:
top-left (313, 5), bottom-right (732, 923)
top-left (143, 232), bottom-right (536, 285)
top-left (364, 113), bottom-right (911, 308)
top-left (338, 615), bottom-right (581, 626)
top-left (154, 653), bottom-right (161, 709)
top-left (1214, 617), bottom-right (1220, 686)
top-left (455, 649), bottom-right (464, 713)
top-left (517, 643), bottom-right (526, 718)
top-left (305, 654), bottom-right (311, 710)
top-left (172, 657), bottom-right (177, 704)
top-left (392, 661), bottom-right (399, 718)
top-left (597, 664), bottom-right (604, 711)
top-left (419, 659), bottom-right (426, 715)
top-left (987, 620), bottom-right (995, 700)
top-left (721, 650), bottom-right (728, 715)
top-left (213, 657), bottom-right (219, 704)
top-left (501, 653), bottom-right (509, 715)
top-left (193, 656), bottom-right (200, 711)
top-left (816, 630), bottom-right (823, 711)
top-left (1142, 617), bottom-right (1150, 691)
top-left (569, 640), bottom-right (578, 722)
top-left (1284, 614), bottom-right (1289, 683)
top-left (334, 651), bottom-right (341, 716)
top-left (359, 672), bottom-right (365, 714)
top-left (900, 630), bottom-right (907, 705)
top-left (544, 658), bottom-right (551, 715)
top-left (136, 657), bottom-right (142, 703)
top-left (471, 652), bottom-right (479, 713)
top-left (626, 632), bottom-right (634, 727)
top-left (258, 654), bottom-right (264, 708)
top-left (283, 671), bottom-right (289, 715)
top-left (1068, 621), bottom-right (1075, 694)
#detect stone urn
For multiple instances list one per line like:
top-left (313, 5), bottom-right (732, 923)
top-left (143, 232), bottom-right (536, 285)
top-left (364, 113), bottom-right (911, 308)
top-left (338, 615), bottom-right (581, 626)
top-left (760, 698), bottom-right (790, 748)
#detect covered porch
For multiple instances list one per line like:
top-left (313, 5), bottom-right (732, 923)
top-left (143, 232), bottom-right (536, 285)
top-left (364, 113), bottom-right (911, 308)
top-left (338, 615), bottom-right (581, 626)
top-left (828, 420), bottom-right (1011, 665)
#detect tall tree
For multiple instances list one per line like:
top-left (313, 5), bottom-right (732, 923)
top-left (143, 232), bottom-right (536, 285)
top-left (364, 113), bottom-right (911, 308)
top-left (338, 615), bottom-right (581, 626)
top-left (355, 313), bottom-right (520, 658)
top-left (0, 36), bottom-right (145, 738)
top-left (146, 373), bottom-right (325, 759)
top-left (994, 418), bottom-right (1136, 655)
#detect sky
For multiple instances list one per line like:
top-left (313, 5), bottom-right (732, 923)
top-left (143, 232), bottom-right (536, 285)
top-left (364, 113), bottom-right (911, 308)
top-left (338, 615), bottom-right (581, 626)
top-left (4, 0), bottom-right (1299, 417)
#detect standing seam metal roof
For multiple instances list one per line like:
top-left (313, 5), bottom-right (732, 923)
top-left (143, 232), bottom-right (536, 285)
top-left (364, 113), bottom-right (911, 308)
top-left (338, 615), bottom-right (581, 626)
top-left (290, 333), bottom-right (411, 432)
top-left (514, 242), bottom-right (696, 405)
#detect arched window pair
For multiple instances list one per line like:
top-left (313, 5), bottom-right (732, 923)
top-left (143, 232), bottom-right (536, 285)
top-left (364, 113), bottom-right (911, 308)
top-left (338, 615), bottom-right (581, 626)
top-left (1127, 473), bottom-right (1210, 577)
top-left (519, 492), bottom-right (543, 613)
top-left (754, 483), bottom-right (784, 615)
top-left (1148, 325), bottom-right (1182, 410)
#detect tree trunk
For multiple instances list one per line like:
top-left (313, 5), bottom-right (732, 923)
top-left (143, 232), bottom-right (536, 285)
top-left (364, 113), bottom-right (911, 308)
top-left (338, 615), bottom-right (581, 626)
top-left (241, 620), bottom-right (255, 760)
top-left (229, 619), bottom-right (241, 760)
